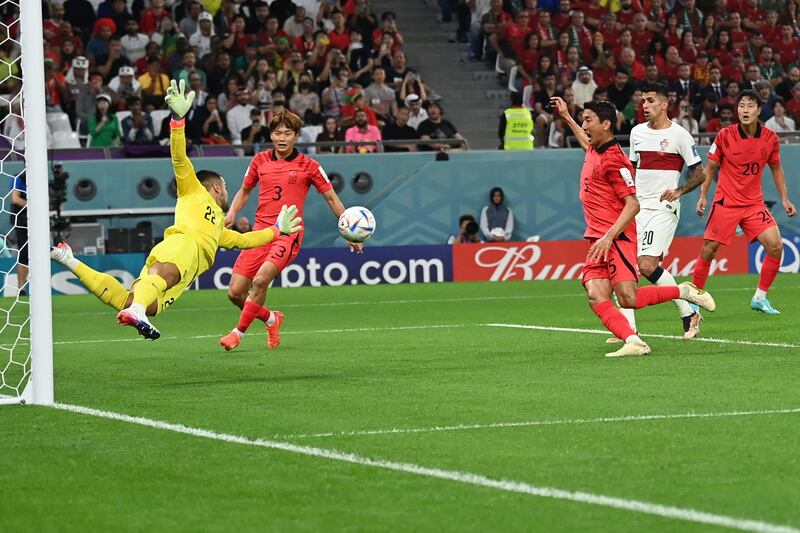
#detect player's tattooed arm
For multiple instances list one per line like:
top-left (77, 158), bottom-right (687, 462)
top-left (662, 162), bottom-right (706, 202)
top-left (695, 159), bottom-right (719, 217)
top-left (768, 163), bottom-right (798, 217)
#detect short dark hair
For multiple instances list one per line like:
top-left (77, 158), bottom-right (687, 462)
top-left (126, 96), bottom-right (141, 107)
top-left (737, 89), bottom-right (762, 105)
top-left (718, 104), bottom-right (733, 113)
top-left (459, 214), bottom-right (476, 225)
top-left (584, 100), bottom-right (617, 126)
top-left (196, 170), bottom-right (223, 189)
top-left (641, 82), bottom-right (668, 98)
top-left (510, 91), bottom-right (523, 106)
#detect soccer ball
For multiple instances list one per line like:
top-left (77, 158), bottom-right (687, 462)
top-left (338, 206), bottom-right (376, 243)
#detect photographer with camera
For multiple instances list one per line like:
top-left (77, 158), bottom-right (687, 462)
top-left (448, 214), bottom-right (483, 244)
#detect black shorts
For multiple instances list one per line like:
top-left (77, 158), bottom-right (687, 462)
top-left (15, 225), bottom-right (27, 266)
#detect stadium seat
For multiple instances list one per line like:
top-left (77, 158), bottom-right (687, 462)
top-left (51, 131), bottom-right (81, 148)
top-left (46, 112), bottom-right (72, 133)
top-left (115, 111), bottom-right (131, 136)
top-left (150, 110), bottom-right (171, 137)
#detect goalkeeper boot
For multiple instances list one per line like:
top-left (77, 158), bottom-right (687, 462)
top-left (116, 306), bottom-right (160, 340)
top-left (678, 282), bottom-right (716, 312)
top-left (605, 340), bottom-right (651, 358)
top-left (219, 330), bottom-right (242, 351)
top-left (683, 311), bottom-right (703, 340)
top-left (751, 298), bottom-right (780, 314)
top-left (266, 311), bottom-right (285, 349)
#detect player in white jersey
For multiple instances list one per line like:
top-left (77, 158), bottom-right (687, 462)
top-left (612, 83), bottom-right (708, 341)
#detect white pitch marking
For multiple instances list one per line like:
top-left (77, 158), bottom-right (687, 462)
top-left (484, 323), bottom-right (800, 349)
top-left (275, 407), bottom-right (800, 440)
top-left (50, 402), bottom-right (800, 533)
top-left (55, 285), bottom-right (800, 317)
top-left (51, 324), bottom-right (471, 346)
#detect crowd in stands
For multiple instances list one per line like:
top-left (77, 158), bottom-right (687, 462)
top-left (0, 0), bottom-right (460, 153)
top-left (460, 0), bottom-right (800, 148)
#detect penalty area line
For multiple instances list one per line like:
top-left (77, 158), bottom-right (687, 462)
top-left (50, 402), bottom-right (799, 533)
top-left (276, 407), bottom-right (800, 439)
top-left (483, 323), bottom-right (800, 349)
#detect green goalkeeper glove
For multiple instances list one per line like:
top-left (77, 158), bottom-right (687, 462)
top-left (276, 204), bottom-right (302, 235)
top-left (164, 79), bottom-right (195, 119)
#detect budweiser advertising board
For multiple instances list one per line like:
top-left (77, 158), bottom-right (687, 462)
top-left (452, 237), bottom-right (750, 282)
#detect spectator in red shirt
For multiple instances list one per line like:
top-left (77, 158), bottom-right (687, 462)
top-left (592, 50), bottom-right (617, 87)
top-left (51, 22), bottom-right (85, 56)
top-left (759, 10), bottom-right (781, 44)
top-left (721, 49), bottom-right (746, 83)
top-left (704, 103), bottom-right (734, 133)
top-left (44, 3), bottom-right (66, 42)
top-left (517, 33), bottom-right (543, 86)
top-left (340, 89), bottom-right (378, 128)
top-left (708, 28), bottom-right (734, 67)
top-left (727, 12), bottom-right (750, 48)
top-left (534, 10), bottom-right (559, 49)
top-left (482, 0), bottom-right (513, 64)
top-left (551, 0), bottom-right (572, 33)
top-left (678, 30), bottom-right (698, 62)
top-left (258, 16), bottom-right (289, 55)
top-left (502, 11), bottom-right (531, 62)
top-left (620, 47), bottom-right (646, 80)
top-left (567, 11), bottom-right (593, 62)
top-left (583, 0), bottom-right (607, 30)
top-left (598, 13), bottom-right (619, 51)
top-left (720, 80), bottom-right (741, 107)
top-left (327, 10), bottom-right (351, 50)
top-left (663, 13), bottom-right (682, 48)
top-left (615, 0), bottom-right (642, 29)
top-left (741, 0), bottom-right (763, 31)
top-left (674, 0), bottom-right (703, 35)
top-left (786, 83), bottom-right (800, 121)
top-left (631, 13), bottom-right (653, 53)
top-left (612, 28), bottom-right (633, 61)
top-left (140, 0), bottom-right (168, 35)
top-left (662, 45), bottom-right (682, 81)
top-left (371, 12), bottom-right (403, 51)
top-left (773, 23), bottom-right (800, 69)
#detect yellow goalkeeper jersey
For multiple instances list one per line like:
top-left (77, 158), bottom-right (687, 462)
top-left (165, 120), bottom-right (277, 275)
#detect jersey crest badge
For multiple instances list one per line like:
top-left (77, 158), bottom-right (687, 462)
top-left (659, 139), bottom-right (670, 151)
top-left (288, 171), bottom-right (298, 184)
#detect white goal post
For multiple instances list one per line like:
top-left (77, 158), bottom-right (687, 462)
top-left (0, 1), bottom-right (54, 405)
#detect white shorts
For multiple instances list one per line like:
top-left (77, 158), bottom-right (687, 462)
top-left (636, 206), bottom-right (680, 257)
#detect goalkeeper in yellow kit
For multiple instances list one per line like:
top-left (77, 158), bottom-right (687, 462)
top-left (50, 80), bottom-right (302, 340)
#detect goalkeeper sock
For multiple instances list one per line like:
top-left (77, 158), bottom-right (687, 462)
top-left (648, 266), bottom-right (695, 318)
top-left (635, 286), bottom-right (680, 309)
top-left (592, 300), bottom-right (635, 341)
top-left (692, 255), bottom-right (711, 289)
top-left (757, 254), bottom-right (780, 295)
top-left (237, 300), bottom-right (271, 333)
top-left (132, 274), bottom-right (167, 310)
top-left (74, 263), bottom-right (130, 311)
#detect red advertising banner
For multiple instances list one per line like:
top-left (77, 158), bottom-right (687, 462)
top-left (452, 236), bottom-right (749, 282)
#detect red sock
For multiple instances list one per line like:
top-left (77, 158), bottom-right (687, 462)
top-left (692, 255), bottom-right (711, 289)
top-left (237, 300), bottom-right (271, 333)
top-left (635, 285), bottom-right (680, 309)
top-left (758, 254), bottom-right (781, 292)
top-left (593, 300), bottom-right (636, 340)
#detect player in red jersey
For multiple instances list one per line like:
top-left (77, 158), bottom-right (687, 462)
top-left (552, 97), bottom-right (716, 357)
top-left (219, 110), bottom-right (362, 351)
top-left (693, 90), bottom-right (797, 314)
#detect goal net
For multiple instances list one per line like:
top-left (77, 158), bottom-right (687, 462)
top-left (0, 1), bottom-right (53, 405)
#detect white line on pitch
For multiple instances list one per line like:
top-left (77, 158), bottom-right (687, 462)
top-left (484, 323), bottom-right (800, 349)
top-left (49, 402), bottom-right (800, 533)
top-left (275, 407), bottom-right (800, 440)
top-left (51, 324), bottom-right (471, 346)
top-left (55, 285), bottom-right (800, 317)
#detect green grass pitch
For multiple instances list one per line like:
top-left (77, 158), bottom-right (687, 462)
top-left (1, 274), bottom-right (799, 531)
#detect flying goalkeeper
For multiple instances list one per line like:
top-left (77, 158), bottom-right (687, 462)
top-left (50, 79), bottom-right (302, 340)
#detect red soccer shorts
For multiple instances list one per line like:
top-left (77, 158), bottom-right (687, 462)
top-left (581, 238), bottom-right (639, 286)
top-left (232, 231), bottom-right (303, 279)
top-left (703, 202), bottom-right (777, 245)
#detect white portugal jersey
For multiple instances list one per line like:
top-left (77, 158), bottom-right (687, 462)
top-left (629, 122), bottom-right (702, 210)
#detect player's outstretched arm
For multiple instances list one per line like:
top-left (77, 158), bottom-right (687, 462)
top-left (768, 163), bottom-right (798, 217)
top-left (550, 96), bottom-right (590, 151)
top-left (322, 189), bottom-right (363, 253)
top-left (696, 159), bottom-right (718, 217)
top-left (164, 79), bottom-right (200, 197)
top-left (219, 205), bottom-right (302, 249)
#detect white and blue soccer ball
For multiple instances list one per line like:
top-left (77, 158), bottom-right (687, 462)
top-left (338, 206), bottom-right (376, 243)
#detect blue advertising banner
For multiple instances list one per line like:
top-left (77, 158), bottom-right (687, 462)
top-left (748, 232), bottom-right (800, 274)
top-left (197, 245), bottom-right (453, 289)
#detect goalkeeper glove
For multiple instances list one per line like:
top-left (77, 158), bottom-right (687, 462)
top-left (164, 79), bottom-right (195, 119)
top-left (276, 204), bottom-right (302, 235)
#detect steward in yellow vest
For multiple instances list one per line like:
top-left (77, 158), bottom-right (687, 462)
top-left (499, 91), bottom-right (534, 150)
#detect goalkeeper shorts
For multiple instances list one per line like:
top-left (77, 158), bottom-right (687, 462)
top-left (139, 234), bottom-right (201, 315)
